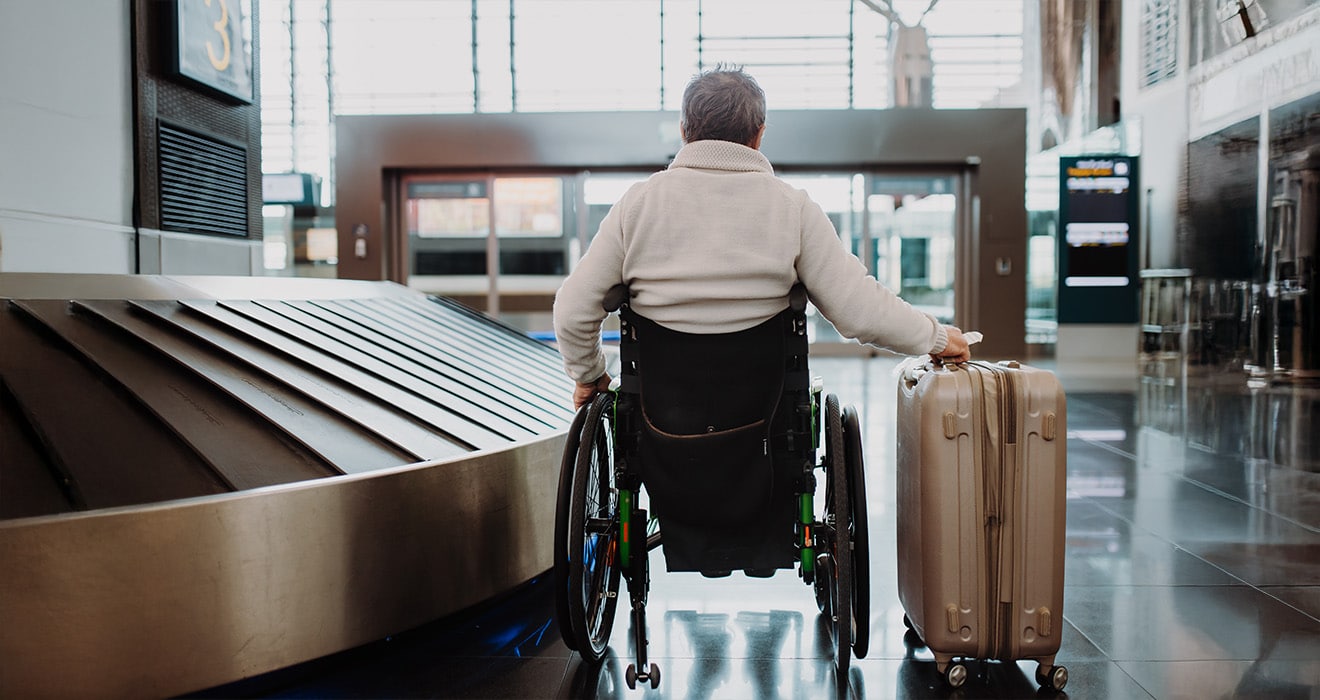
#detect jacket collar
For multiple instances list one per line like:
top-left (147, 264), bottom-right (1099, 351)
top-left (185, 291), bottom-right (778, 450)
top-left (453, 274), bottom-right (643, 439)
top-left (668, 140), bottom-right (774, 174)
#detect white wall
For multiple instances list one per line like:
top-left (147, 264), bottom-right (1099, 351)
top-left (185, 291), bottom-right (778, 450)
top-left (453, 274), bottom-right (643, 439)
top-left (0, 0), bottom-right (137, 272)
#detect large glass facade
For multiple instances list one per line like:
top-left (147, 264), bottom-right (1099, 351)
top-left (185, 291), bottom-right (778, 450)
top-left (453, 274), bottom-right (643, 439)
top-left (258, 0), bottom-right (1025, 203)
top-left (258, 0), bottom-right (1025, 339)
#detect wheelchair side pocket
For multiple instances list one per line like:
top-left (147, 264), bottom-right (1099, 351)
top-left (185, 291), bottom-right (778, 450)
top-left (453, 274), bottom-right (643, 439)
top-left (638, 415), bottom-right (775, 528)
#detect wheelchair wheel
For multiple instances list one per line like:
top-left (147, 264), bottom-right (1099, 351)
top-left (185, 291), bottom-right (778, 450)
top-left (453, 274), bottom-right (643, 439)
top-left (842, 405), bottom-right (870, 660)
top-left (566, 393), bottom-right (623, 663)
top-left (823, 394), bottom-right (852, 676)
top-left (553, 402), bottom-right (592, 652)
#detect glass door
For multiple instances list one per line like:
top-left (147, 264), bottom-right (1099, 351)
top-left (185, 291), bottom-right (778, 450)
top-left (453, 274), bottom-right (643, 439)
top-left (401, 173), bottom-right (578, 329)
top-left (780, 173), bottom-right (867, 347)
top-left (400, 168), bottom-right (970, 344)
top-left (782, 170), bottom-right (965, 352)
top-left (867, 173), bottom-right (959, 325)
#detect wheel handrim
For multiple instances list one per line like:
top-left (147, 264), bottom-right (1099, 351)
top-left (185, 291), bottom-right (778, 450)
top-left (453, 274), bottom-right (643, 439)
top-left (843, 406), bottom-right (870, 659)
top-left (567, 394), bottom-right (622, 661)
top-left (580, 427), bottom-right (619, 649)
top-left (825, 394), bottom-right (851, 675)
top-left (553, 404), bottom-right (591, 652)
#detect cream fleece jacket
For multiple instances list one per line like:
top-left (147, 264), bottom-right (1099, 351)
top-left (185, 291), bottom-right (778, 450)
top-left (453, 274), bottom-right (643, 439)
top-left (553, 140), bottom-right (948, 384)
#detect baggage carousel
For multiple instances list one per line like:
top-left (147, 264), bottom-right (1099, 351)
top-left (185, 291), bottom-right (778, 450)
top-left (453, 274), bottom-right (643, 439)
top-left (0, 273), bottom-right (574, 698)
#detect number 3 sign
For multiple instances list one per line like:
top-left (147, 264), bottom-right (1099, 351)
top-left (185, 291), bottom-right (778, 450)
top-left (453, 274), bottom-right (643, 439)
top-left (171, 0), bottom-right (254, 103)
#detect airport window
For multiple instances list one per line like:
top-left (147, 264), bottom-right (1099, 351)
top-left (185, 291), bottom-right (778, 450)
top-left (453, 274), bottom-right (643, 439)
top-left (259, 0), bottom-right (1025, 200)
top-left (407, 181), bottom-right (490, 238)
top-left (493, 178), bottom-right (563, 237)
top-left (582, 173), bottom-right (653, 245)
top-left (1141, 0), bottom-right (1178, 88)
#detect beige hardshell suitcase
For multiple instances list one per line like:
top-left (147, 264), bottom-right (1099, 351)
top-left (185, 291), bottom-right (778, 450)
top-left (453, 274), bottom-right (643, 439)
top-left (896, 359), bottom-right (1069, 691)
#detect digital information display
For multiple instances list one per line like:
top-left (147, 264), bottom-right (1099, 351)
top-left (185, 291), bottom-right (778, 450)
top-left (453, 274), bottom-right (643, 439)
top-left (1058, 156), bottom-right (1140, 324)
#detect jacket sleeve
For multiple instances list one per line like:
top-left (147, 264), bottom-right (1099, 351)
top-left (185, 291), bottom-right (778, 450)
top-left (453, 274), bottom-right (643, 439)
top-left (793, 194), bottom-right (947, 355)
top-left (552, 200), bottom-right (627, 383)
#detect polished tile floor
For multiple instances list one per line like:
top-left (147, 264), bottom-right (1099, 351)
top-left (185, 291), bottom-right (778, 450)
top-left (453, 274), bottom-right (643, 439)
top-left (199, 356), bottom-right (1320, 699)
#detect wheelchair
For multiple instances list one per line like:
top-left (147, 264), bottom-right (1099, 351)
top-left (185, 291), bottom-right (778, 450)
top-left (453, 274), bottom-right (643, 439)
top-left (553, 284), bottom-right (870, 689)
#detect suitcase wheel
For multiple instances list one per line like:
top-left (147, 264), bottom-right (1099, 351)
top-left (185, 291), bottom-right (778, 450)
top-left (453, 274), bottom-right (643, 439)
top-left (1036, 664), bottom-right (1068, 691)
top-left (944, 662), bottom-right (968, 689)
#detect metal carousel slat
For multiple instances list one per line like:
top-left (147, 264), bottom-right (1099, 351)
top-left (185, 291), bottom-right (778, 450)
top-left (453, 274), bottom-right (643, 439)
top-left (173, 299), bottom-right (506, 451)
top-left (62, 300), bottom-right (419, 476)
top-left (0, 378), bottom-right (77, 518)
top-left (48, 300), bottom-right (341, 489)
top-left (0, 302), bottom-right (229, 509)
top-left (226, 299), bottom-right (534, 441)
top-left (387, 295), bottom-right (567, 381)
top-left (249, 299), bottom-right (549, 437)
top-left (413, 295), bottom-right (568, 376)
top-left (424, 293), bottom-right (564, 359)
top-left (301, 299), bottom-right (567, 429)
top-left (406, 295), bottom-right (567, 375)
top-left (343, 297), bottom-right (571, 414)
top-left (127, 300), bottom-right (469, 462)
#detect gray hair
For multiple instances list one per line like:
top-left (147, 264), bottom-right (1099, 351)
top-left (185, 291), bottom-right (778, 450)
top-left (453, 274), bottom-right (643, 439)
top-left (680, 66), bottom-right (766, 146)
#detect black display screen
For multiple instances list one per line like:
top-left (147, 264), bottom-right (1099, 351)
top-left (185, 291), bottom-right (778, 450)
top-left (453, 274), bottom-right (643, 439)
top-left (1063, 157), bottom-right (1134, 287)
top-left (1058, 156), bottom-right (1140, 324)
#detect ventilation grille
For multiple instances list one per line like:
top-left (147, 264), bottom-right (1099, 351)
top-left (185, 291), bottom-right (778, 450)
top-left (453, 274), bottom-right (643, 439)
top-left (158, 124), bottom-right (249, 237)
top-left (1141, 0), bottom-right (1178, 88)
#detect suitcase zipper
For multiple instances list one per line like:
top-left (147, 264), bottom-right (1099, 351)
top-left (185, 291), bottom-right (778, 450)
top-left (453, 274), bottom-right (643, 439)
top-left (971, 363), bottom-right (1001, 660)
top-left (973, 361), bottom-right (1017, 661)
top-left (996, 365), bottom-right (1019, 659)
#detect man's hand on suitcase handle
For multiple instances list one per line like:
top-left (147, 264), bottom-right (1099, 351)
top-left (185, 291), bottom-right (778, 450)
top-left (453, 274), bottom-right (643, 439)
top-left (932, 327), bottom-right (975, 364)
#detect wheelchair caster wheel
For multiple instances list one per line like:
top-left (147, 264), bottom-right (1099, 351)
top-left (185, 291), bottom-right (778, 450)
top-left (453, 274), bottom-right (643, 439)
top-left (813, 553), bottom-right (834, 614)
top-left (1036, 664), bottom-right (1068, 691)
top-left (944, 662), bottom-right (968, 689)
top-left (625, 663), bottom-right (660, 690)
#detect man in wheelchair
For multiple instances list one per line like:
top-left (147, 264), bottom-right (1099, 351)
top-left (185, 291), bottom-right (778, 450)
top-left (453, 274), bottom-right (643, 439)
top-left (550, 66), bottom-right (971, 689)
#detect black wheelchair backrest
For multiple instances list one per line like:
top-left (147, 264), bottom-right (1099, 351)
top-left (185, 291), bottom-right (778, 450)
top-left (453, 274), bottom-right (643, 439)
top-left (604, 284), bottom-right (810, 430)
top-left (603, 283), bottom-right (814, 555)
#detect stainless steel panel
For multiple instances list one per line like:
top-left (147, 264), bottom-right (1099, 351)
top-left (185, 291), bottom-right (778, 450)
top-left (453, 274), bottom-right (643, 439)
top-left (0, 434), bottom-right (563, 699)
top-left (0, 272), bottom-right (421, 303)
top-left (65, 299), bottom-right (419, 475)
top-left (0, 272), bottom-right (206, 300)
top-left (22, 299), bottom-right (339, 490)
top-left (244, 299), bottom-right (543, 437)
top-left (163, 299), bottom-right (506, 451)
top-left (128, 299), bottom-right (469, 462)
top-left (166, 274), bottom-right (419, 301)
top-left (309, 300), bottom-right (566, 427)
top-left (0, 272), bottom-right (576, 697)
top-left (0, 303), bottom-right (230, 508)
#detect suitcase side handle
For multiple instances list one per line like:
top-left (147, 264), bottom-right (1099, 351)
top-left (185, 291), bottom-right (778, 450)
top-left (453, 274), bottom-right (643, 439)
top-left (900, 357), bottom-right (934, 389)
